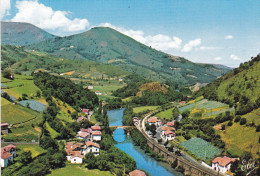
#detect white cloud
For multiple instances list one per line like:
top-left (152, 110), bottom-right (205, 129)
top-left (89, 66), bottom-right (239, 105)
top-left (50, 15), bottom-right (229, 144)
top-left (1, 0), bottom-right (11, 19)
top-left (11, 0), bottom-right (89, 34)
top-left (200, 46), bottom-right (218, 50)
top-left (98, 23), bottom-right (182, 51)
top-left (225, 35), bottom-right (233, 39)
top-left (181, 38), bottom-right (201, 52)
top-left (230, 54), bottom-right (241, 60)
top-left (214, 57), bottom-right (222, 61)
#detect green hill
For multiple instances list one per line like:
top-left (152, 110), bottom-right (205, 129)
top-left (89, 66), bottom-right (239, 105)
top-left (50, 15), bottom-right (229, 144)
top-left (25, 27), bottom-right (231, 85)
top-left (196, 54), bottom-right (260, 115)
top-left (1, 22), bottom-right (57, 46)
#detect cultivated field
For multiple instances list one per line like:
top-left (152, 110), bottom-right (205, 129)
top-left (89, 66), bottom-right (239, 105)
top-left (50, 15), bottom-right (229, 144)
top-left (133, 106), bottom-right (160, 114)
top-left (154, 107), bottom-right (174, 121)
top-left (16, 144), bottom-right (46, 158)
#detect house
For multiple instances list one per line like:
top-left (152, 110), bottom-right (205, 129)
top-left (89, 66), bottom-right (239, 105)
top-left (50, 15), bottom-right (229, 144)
top-left (1, 145), bottom-right (16, 167)
top-left (163, 130), bottom-right (176, 141)
top-left (77, 116), bottom-right (87, 122)
top-left (82, 109), bottom-right (89, 114)
top-left (211, 156), bottom-right (237, 173)
top-left (92, 131), bottom-right (102, 141)
top-left (166, 121), bottom-right (175, 127)
top-left (90, 125), bottom-right (101, 131)
top-left (95, 91), bottom-right (102, 95)
top-left (87, 86), bottom-right (93, 90)
top-left (129, 170), bottom-right (146, 176)
top-left (118, 78), bottom-right (123, 82)
top-left (65, 142), bottom-right (84, 164)
top-left (76, 132), bottom-right (91, 141)
top-left (83, 141), bottom-right (100, 156)
top-left (179, 101), bottom-right (186, 105)
top-left (147, 116), bottom-right (161, 127)
top-left (1, 123), bottom-right (9, 135)
top-left (161, 126), bottom-right (175, 135)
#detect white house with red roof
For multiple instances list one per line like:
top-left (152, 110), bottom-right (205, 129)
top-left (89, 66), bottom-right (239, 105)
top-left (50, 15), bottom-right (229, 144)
top-left (166, 121), bottom-right (175, 127)
top-left (161, 126), bottom-right (175, 135)
top-left (1, 145), bottom-right (16, 167)
top-left (83, 141), bottom-right (100, 156)
top-left (65, 142), bottom-right (84, 164)
top-left (82, 109), bottom-right (89, 114)
top-left (211, 156), bottom-right (237, 173)
top-left (91, 125), bottom-right (101, 131)
top-left (147, 116), bottom-right (161, 127)
top-left (92, 131), bottom-right (102, 141)
top-left (163, 130), bottom-right (176, 141)
top-left (76, 131), bottom-right (91, 141)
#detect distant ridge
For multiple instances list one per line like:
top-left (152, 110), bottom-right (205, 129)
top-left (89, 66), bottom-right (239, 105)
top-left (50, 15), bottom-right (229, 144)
top-left (1, 21), bottom-right (57, 46)
top-left (25, 26), bottom-right (231, 85)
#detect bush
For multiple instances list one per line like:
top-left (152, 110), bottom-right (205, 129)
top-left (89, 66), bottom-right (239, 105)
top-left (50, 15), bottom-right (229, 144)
top-left (234, 116), bottom-right (241, 122)
top-left (240, 118), bottom-right (247, 125)
top-left (221, 124), bottom-right (226, 130)
top-left (256, 125), bottom-right (260, 132)
top-left (227, 121), bottom-right (233, 126)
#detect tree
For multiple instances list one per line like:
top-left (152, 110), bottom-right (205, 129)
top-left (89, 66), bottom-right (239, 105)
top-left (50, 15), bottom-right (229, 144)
top-left (221, 124), bottom-right (226, 130)
top-left (150, 124), bottom-right (157, 137)
top-left (2, 69), bottom-right (12, 79)
top-left (240, 118), bottom-right (247, 125)
top-left (234, 116), bottom-right (241, 122)
top-left (256, 125), bottom-right (260, 132)
top-left (36, 90), bottom-right (41, 98)
top-left (71, 111), bottom-right (78, 120)
top-left (19, 151), bottom-right (32, 165)
top-left (228, 121), bottom-right (233, 126)
top-left (22, 93), bottom-right (28, 100)
top-left (172, 107), bottom-right (180, 120)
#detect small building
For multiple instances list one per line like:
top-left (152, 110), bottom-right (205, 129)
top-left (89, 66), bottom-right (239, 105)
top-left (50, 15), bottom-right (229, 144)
top-left (166, 121), bottom-right (175, 127)
top-left (163, 130), bottom-right (175, 141)
top-left (161, 126), bottom-right (175, 135)
top-left (95, 91), bottom-right (102, 95)
top-left (129, 170), bottom-right (146, 176)
top-left (1, 144), bottom-right (16, 167)
top-left (87, 86), bottom-right (94, 90)
top-left (91, 125), bottom-right (101, 131)
top-left (211, 156), bottom-right (237, 174)
top-left (82, 109), bottom-right (89, 114)
top-left (179, 101), bottom-right (186, 105)
top-left (76, 132), bottom-right (91, 141)
top-left (65, 142), bottom-right (84, 164)
top-left (118, 78), bottom-right (123, 82)
top-left (147, 116), bottom-right (161, 127)
top-left (70, 153), bottom-right (84, 164)
top-left (77, 116), bottom-right (87, 122)
top-left (92, 131), bottom-right (102, 141)
top-left (83, 141), bottom-right (100, 156)
top-left (1, 123), bottom-right (9, 135)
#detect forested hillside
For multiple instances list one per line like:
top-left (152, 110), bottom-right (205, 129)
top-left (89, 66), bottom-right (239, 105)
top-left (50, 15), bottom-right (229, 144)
top-left (196, 55), bottom-right (260, 115)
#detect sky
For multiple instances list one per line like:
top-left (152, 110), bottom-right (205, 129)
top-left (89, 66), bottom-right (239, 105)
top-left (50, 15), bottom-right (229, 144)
top-left (1, 0), bottom-right (260, 67)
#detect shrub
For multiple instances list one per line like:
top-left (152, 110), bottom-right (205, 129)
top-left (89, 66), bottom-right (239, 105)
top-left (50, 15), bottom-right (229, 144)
top-left (240, 118), bottom-right (247, 125)
top-left (221, 124), bottom-right (226, 130)
top-left (227, 121), bottom-right (233, 126)
top-left (256, 125), bottom-right (260, 132)
top-left (234, 116), bottom-right (241, 122)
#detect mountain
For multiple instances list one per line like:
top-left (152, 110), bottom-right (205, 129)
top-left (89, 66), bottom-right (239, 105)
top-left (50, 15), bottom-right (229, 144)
top-left (1, 22), bottom-right (57, 46)
top-left (25, 27), bottom-right (231, 85)
top-left (196, 54), bottom-right (260, 115)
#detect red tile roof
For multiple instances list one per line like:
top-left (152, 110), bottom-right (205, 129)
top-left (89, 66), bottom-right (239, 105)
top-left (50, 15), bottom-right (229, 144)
top-left (1, 144), bottom-right (16, 152)
top-left (148, 116), bottom-right (160, 123)
top-left (162, 126), bottom-right (175, 131)
top-left (80, 128), bottom-right (92, 133)
top-left (164, 130), bottom-right (175, 136)
top-left (129, 170), bottom-right (146, 176)
top-left (85, 141), bottom-right (100, 148)
top-left (212, 156), bottom-right (237, 167)
top-left (1, 151), bottom-right (12, 159)
top-left (166, 121), bottom-right (175, 127)
top-left (77, 116), bottom-right (86, 122)
top-left (0, 123), bottom-right (9, 127)
top-left (77, 132), bottom-right (90, 138)
top-left (91, 125), bottom-right (101, 131)
top-left (82, 109), bottom-right (89, 113)
top-left (92, 131), bottom-right (102, 136)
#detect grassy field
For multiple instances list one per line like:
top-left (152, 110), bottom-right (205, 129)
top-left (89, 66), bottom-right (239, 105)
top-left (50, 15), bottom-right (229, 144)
top-left (16, 144), bottom-right (46, 158)
top-left (133, 106), bottom-right (160, 114)
top-left (48, 164), bottom-right (113, 176)
top-left (53, 98), bottom-right (75, 123)
top-left (1, 103), bottom-right (40, 124)
top-left (179, 98), bottom-right (234, 119)
top-left (241, 108), bottom-right (260, 125)
top-left (46, 122), bottom-right (59, 139)
top-left (1, 97), bottom-right (12, 106)
top-left (154, 107), bottom-right (174, 121)
top-left (218, 122), bottom-right (260, 159)
top-left (2, 75), bottom-right (41, 99)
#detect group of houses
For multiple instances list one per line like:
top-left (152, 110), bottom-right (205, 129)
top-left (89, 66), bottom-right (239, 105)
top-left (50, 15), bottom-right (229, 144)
top-left (65, 141), bottom-right (100, 164)
top-left (1, 144), bottom-right (16, 167)
top-left (76, 125), bottom-right (102, 141)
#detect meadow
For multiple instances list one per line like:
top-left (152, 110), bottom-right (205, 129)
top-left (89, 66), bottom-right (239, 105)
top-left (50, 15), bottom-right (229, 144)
top-left (16, 144), bottom-right (46, 158)
top-left (154, 107), bottom-right (174, 121)
top-left (48, 164), bottom-right (113, 176)
top-left (133, 106), bottom-right (160, 114)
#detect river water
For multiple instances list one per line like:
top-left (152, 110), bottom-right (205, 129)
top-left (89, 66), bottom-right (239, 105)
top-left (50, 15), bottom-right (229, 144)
top-left (108, 108), bottom-right (182, 176)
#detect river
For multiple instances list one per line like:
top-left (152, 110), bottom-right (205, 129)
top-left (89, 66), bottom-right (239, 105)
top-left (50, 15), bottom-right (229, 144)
top-left (107, 108), bottom-right (182, 176)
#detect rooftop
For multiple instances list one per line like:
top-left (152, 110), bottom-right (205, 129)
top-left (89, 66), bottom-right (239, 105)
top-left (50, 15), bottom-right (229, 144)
top-left (212, 156), bottom-right (237, 167)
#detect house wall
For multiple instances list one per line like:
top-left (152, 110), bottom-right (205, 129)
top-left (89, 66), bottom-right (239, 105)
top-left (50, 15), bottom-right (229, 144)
top-left (211, 163), bottom-right (229, 173)
top-left (70, 157), bottom-right (83, 164)
top-left (1, 156), bottom-right (13, 168)
top-left (93, 135), bottom-right (101, 141)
